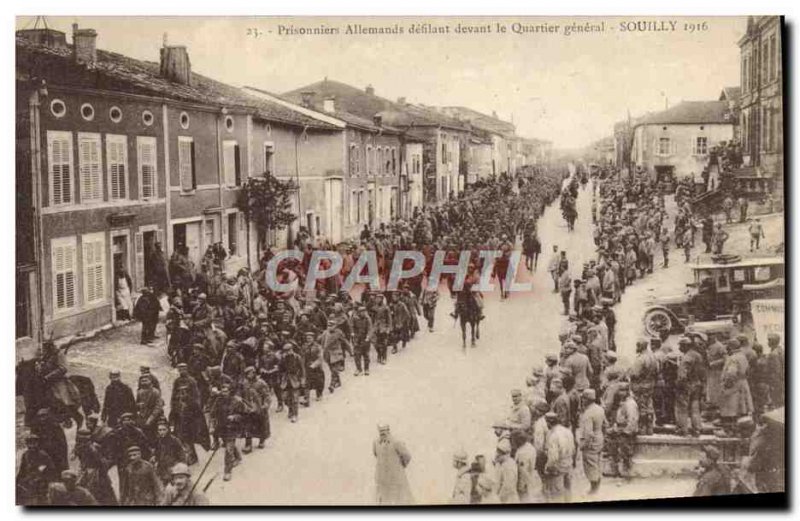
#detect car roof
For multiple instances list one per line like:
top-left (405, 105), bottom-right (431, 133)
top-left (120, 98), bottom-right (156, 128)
top-left (692, 257), bottom-right (785, 270)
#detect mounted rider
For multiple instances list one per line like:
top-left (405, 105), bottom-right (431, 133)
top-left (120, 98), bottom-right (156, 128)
top-left (450, 263), bottom-right (485, 322)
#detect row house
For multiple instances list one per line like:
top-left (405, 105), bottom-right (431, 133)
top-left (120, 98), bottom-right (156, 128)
top-left (630, 100), bottom-right (735, 184)
top-left (15, 26), bottom-right (335, 346)
top-left (738, 16), bottom-right (783, 194)
top-left (439, 106), bottom-right (518, 179)
top-left (277, 83), bottom-right (406, 239)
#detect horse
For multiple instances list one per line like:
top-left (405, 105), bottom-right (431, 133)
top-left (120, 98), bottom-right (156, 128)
top-left (16, 358), bottom-right (95, 429)
top-left (454, 290), bottom-right (481, 349)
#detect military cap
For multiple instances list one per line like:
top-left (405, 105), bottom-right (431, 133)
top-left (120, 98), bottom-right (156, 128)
top-left (531, 366), bottom-right (544, 377)
top-left (605, 351), bottom-right (618, 360)
top-left (377, 423), bottom-right (390, 432)
top-left (510, 389), bottom-right (522, 397)
top-left (636, 338), bottom-right (649, 347)
top-left (126, 445), bottom-right (142, 454)
top-left (171, 462), bottom-right (191, 476)
top-left (282, 342), bottom-right (295, 350)
top-left (140, 366), bottom-right (151, 373)
top-left (198, 293), bottom-right (207, 299)
top-left (570, 334), bottom-right (583, 343)
top-left (156, 418), bottom-right (169, 427)
top-left (618, 382), bottom-right (630, 391)
top-left (544, 411), bottom-right (559, 420)
top-left (25, 433), bottom-right (41, 442)
top-left (736, 334), bottom-right (748, 342)
top-left (244, 366), bottom-right (256, 374)
top-left (534, 401), bottom-right (551, 414)
top-left (496, 438), bottom-right (512, 454)
top-left (86, 413), bottom-right (100, 422)
top-left (453, 450), bottom-right (468, 463)
top-left (36, 408), bottom-right (50, 418)
top-left (120, 412), bottom-right (135, 420)
top-left (61, 469), bottom-right (78, 480)
top-left (109, 370), bottom-right (121, 377)
top-left (737, 416), bottom-right (755, 429)
top-left (702, 445), bottom-right (721, 462)
top-left (563, 341), bottom-right (577, 351)
top-left (727, 339), bottom-right (741, 350)
top-left (545, 354), bottom-right (558, 363)
top-left (767, 333), bottom-right (781, 342)
top-left (76, 429), bottom-right (92, 440)
top-left (582, 389), bottom-right (597, 401)
top-left (650, 338), bottom-right (662, 347)
top-left (176, 362), bottom-right (188, 369)
top-left (678, 337), bottom-right (692, 345)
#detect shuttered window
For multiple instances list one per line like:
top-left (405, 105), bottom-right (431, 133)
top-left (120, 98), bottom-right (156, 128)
top-left (82, 232), bottom-right (106, 304)
top-left (78, 133), bottom-right (103, 203)
top-left (178, 137), bottom-right (196, 191)
top-left (47, 131), bottom-right (74, 206)
top-left (137, 136), bottom-right (158, 199)
top-left (106, 135), bottom-right (128, 200)
top-left (223, 140), bottom-right (240, 186)
top-left (52, 236), bottom-right (77, 311)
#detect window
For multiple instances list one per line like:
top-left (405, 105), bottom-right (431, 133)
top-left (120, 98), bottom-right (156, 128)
top-left (350, 190), bottom-right (358, 224)
top-left (80, 103), bottom-right (95, 121)
top-left (228, 213), bottom-right (239, 256)
top-left (137, 136), bottom-right (157, 199)
top-left (82, 232), bottom-right (106, 305)
top-left (694, 136), bottom-right (708, 156)
top-left (106, 135), bottom-right (128, 201)
top-left (225, 115), bottom-right (235, 132)
top-left (178, 137), bottom-right (196, 191)
top-left (180, 111), bottom-right (190, 129)
top-left (50, 99), bottom-right (66, 118)
top-left (762, 41), bottom-right (769, 85)
top-left (391, 148), bottom-right (396, 174)
top-left (52, 236), bottom-right (77, 312)
top-left (264, 142), bottom-right (275, 175)
top-left (441, 140), bottom-right (447, 164)
top-left (770, 35), bottom-right (777, 80)
top-left (742, 56), bottom-right (749, 93)
top-left (109, 106), bottom-right (123, 123)
top-left (47, 131), bottom-right (74, 206)
top-left (657, 137), bottom-right (671, 156)
top-left (223, 140), bottom-right (241, 186)
top-left (366, 146), bottom-right (372, 174)
top-left (142, 110), bottom-right (154, 126)
top-left (78, 133), bottom-right (102, 203)
top-left (378, 187), bottom-right (384, 219)
top-left (205, 218), bottom-right (216, 249)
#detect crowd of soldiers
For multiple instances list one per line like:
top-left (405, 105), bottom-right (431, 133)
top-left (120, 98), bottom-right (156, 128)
top-left (449, 169), bottom-right (785, 504)
top-left (16, 169), bottom-right (566, 507)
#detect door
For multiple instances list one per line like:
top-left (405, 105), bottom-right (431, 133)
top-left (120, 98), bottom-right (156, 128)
top-left (185, 222), bottom-right (201, 266)
top-left (326, 178), bottom-right (343, 243)
top-left (111, 234), bottom-right (129, 320)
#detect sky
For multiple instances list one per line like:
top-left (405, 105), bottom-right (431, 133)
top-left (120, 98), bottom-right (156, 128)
top-left (17, 15), bottom-right (747, 149)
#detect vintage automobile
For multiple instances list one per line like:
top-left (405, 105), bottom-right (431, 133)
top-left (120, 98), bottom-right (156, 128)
top-left (642, 256), bottom-right (785, 337)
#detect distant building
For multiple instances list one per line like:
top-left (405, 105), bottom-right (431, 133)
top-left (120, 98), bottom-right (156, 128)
top-left (439, 106), bottom-right (518, 178)
top-left (719, 86), bottom-right (742, 143)
top-left (630, 100), bottom-right (735, 184)
top-left (738, 16), bottom-right (783, 193)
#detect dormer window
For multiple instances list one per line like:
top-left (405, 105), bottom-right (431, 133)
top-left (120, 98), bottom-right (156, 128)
top-left (80, 103), bottom-right (95, 121)
top-left (225, 115), bottom-right (235, 132)
top-left (142, 110), bottom-right (154, 126)
top-left (180, 111), bottom-right (190, 130)
top-left (109, 106), bottom-right (123, 123)
top-left (50, 99), bottom-right (66, 118)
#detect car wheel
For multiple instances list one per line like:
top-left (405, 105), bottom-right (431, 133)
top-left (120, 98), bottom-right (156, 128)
top-left (644, 309), bottom-right (672, 336)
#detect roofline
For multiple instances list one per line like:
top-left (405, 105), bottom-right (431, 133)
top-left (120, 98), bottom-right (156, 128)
top-left (242, 86), bottom-right (346, 129)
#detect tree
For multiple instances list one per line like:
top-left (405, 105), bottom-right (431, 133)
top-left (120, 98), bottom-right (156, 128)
top-left (238, 173), bottom-right (297, 252)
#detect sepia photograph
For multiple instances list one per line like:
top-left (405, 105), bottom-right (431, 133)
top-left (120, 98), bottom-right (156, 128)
top-left (13, 14), bottom-right (786, 507)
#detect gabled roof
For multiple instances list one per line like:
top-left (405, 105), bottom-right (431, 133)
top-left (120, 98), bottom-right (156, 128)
top-left (633, 100), bottom-right (734, 127)
top-left (283, 79), bottom-right (470, 132)
top-left (719, 86), bottom-right (742, 102)
top-left (16, 36), bottom-right (337, 130)
top-left (439, 106), bottom-right (516, 137)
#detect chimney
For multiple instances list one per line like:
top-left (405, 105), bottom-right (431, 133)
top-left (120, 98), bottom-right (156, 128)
top-left (397, 97), bottom-right (406, 105)
top-left (365, 84), bottom-right (375, 96)
top-left (300, 91), bottom-right (316, 109)
top-left (159, 35), bottom-right (192, 86)
top-left (323, 97), bottom-right (335, 113)
top-left (72, 23), bottom-right (97, 67)
top-left (373, 114), bottom-right (383, 127)
top-left (492, 110), bottom-right (498, 119)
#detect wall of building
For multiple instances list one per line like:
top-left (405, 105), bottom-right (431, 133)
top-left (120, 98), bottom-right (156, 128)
top-left (633, 123), bottom-right (734, 181)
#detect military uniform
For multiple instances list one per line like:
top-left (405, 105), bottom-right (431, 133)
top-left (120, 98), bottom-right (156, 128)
top-left (630, 345), bottom-right (658, 435)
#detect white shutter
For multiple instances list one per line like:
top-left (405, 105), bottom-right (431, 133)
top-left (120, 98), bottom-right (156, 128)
top-left (52, 237), bottom-right (77, 311)
top-left (82, 233), bottom-right (106, 304)
top-left (134, 232), bottom-right (145, 290)
top-left (179, 138), bottom-right (194, 191)
top-left (47, 131), bottom-right (73, 206)
top-left (107, 135), bottom-right (128, 200)
top-left (671, 139), bottom-right (678, 155)
top-left (79, 133), bottom-right (102, 203)
top-left (223, 141), bottom-right (237, 186)
top-left (138, 137), bottom-right (157, 199)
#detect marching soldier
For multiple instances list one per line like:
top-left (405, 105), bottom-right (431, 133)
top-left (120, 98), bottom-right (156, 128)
top-left (241, 366), bottom-right (271, 449)
top-left (577, 388), bottom-right (605, 494)
top-left (542, 412), bottom-right (574, 503)
top-left (161, 463), bottom-right (209, 506)
top-left (279, 342), bottom-right (305, 422)
top-left (120, 445), bottom-right (163, 506)
top-left (630, 338), bottom-right (658, 435)
top-left (47, 470), bottom-right (98, 506)
top-left (352, 302), bottom-right (374, 376)
top-left (101, 370), bottom-right (136, 429)
top-left (16, 433), bottom-right (57, 505)
top-left (152, 420), bottom-right (186, 486)
top-left (320, 319), bottom-right (353, 392)
top-left (608, 383), bottom-right (638, 478)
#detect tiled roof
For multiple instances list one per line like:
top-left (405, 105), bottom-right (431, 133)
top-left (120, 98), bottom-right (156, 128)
top-left (634, 101), bottom-right (734, 127)
top-left (283, 79), bottom-right (469, 131)
top-left (16, 36), bottom-right (337, 130)
top-left (439, 106), bottom-right (516, 136)
top-left (719, 86), bottom-right (742, 102)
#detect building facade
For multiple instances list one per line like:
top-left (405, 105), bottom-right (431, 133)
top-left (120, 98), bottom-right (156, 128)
top-left (738, 16), bottom-right (783, 193)
top-left (630, 101), bottom-right (735, 183)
